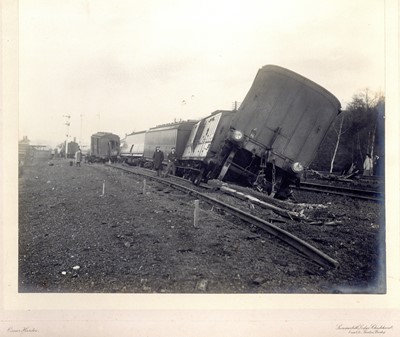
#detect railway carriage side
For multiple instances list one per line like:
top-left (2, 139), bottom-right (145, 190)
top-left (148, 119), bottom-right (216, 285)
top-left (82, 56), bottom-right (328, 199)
top-left (142, 121), bottom-right (196, 169)
top-left (120, 131), bottom-right (146, 165)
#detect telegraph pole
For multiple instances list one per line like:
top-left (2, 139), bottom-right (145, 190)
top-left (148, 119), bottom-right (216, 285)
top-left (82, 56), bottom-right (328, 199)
top-left (63, 115), bottom-right (71, 159)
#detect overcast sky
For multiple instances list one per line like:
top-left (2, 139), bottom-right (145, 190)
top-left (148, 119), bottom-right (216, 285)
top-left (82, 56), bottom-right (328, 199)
top-left (18, 0), bottom-right (385, 148)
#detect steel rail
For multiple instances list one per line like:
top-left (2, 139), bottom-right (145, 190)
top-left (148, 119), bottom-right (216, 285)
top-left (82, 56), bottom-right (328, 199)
top-left (295, 182), bottom-right (383, 202)
top-left (106, 164), bottom-right (339, 269)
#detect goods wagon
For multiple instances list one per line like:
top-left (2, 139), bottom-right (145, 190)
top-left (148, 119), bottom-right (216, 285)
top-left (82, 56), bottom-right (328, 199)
top-left (90, 132), bottom-right (120, 163)
top-left (143, 121), bottom-right (197, 165)
top-left (219, 65), bottom-right (341, 196)
top-left (120, 131), bottom-right (146, 165)
top-left (180, 110), bottom-right (235, 184)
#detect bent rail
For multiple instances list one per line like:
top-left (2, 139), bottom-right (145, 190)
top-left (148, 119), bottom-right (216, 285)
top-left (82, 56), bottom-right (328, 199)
top-left (106, 163), bottom-right (339, 268)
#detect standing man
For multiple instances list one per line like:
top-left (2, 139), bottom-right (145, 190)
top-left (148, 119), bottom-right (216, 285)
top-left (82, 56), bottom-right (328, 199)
top-left (363, 153), bottom-right (373, 176)
top-left (152, 146), bottom-right (164, 177)
top-left (75, 148), bottom-right (82, 167)
top-left (75, 148), bottom-right (82, 166)
top-left (166, 147), bottom-right (177, 177)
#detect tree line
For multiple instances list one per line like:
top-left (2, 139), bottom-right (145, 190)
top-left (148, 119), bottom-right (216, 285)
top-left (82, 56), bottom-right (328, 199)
top-left (311, 89), bottom-right (385, 176)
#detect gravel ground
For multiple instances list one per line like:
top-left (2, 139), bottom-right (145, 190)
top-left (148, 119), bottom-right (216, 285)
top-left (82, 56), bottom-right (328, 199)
top-left (18, 158), bottom-right (385, 293)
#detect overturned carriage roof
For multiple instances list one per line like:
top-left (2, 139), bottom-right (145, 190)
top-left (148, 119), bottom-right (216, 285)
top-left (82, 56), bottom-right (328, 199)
top-left (231, 65), bottom-right (342, 168)
top-left (125, 130), bottom-right (147, 137)
top-left (148, 120), bottom-right (197, 132)
top-left (242, 64), bottom-right (341, 110)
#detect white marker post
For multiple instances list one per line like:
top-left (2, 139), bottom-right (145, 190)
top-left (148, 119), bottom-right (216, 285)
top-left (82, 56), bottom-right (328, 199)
top-left (143, 179), bottom-right (147, 194)
top-left (101, 180), bottom-right (105, 197)
top-left (193, 200), bottom-right (199, 228)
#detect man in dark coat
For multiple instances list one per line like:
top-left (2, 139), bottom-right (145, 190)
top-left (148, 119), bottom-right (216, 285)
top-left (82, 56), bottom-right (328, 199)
top-left (166, 147), bottom-right (177, 177)
top-left (152, 146), bottom-right (164, 176)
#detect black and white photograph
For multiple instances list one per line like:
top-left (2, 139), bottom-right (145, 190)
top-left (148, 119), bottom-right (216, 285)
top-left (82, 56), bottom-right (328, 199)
top-left (2, 0), bottom-right (399, 336)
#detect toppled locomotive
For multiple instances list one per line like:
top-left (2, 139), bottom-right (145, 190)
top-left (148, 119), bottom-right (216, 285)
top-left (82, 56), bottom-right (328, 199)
top-left (176, 65), bottom-right (341, 197)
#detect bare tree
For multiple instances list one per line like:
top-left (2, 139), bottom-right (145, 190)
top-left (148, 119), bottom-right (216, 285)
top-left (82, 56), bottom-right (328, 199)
top-left (348, 89), bottom-right (385, 173)
top-left (311, 89), bottom-right (384, 173)
top-left (329, 112), bottom-right (351, 173)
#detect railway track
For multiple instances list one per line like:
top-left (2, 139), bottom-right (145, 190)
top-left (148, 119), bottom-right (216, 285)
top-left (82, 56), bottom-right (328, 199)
top-left (293, 181), bottom-right (384, 202)
top-left (106, 163), bottom-right (339, 269)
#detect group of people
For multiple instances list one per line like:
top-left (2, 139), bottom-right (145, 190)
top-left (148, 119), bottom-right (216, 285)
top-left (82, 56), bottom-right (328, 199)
top-left (152, 146), bottom-right (177, 177)
top-left (342, 153), bottom-right (382, 177)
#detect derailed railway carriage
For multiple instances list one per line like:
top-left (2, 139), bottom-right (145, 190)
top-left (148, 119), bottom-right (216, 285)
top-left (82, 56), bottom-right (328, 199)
top-left (180, 110), bottom-right (235, 184)
top-left (92, 65), bottom-right (340, 199)
top-left (219, 65), bottom-right (341, 197)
